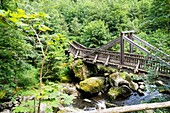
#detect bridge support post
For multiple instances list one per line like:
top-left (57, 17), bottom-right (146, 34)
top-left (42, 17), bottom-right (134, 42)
top-left (120, 32), bottom-right (124, 65)
top-left (129, 32), bottom-right (134, 53)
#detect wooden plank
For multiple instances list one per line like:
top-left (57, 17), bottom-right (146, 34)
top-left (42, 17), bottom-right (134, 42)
top-left (104, 55), bottom-right (110, 66)
top-left (93, 54), bottom-right (98, 63)
top-left (74, 50), bottom-right (79, 58)
top-left (134, 60), bottom-right (140, 73)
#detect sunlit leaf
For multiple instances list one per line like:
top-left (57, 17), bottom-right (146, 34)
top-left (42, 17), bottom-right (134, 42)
top-left (9, 17), bottom-right (20, 23)
top-left (39, 25), bottom-right (52, 32)
top-left (17, 9), bottom-right (25, 14)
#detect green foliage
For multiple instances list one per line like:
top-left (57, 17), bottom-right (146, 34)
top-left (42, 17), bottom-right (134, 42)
top-left (0, 0), bottom-right (17, 10)
top-left (13, 82), bottom-right (74, 112)
top-left (144, 0), bottom-right (170, 33)
top-left (69, 17), bottom-right (82, 36)
top-left (138, 30), bottom-right (170, 55)
top-left (13, 100), bottom-right (37, 113)
top-left (0, 0), bottom-right (169, 106)
top-left (16, 66), bottom-right (39, 88)
top-left (81, 20), bottom-right (111, 48)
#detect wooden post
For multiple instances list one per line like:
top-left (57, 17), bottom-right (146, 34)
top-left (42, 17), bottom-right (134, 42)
top-left (120, 32), bottom-right (124, 65)
top-left (129, 32), bottom-right (133, 53)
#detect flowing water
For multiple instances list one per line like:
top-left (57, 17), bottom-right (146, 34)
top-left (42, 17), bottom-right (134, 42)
top-left (72, 84), bottom-right (170, 111)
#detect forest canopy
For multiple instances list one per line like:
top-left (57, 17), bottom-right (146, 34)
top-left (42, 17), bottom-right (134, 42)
top-left (0, 0), bottom-right (169, 104)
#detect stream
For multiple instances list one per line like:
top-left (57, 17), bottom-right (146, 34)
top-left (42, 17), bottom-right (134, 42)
top-left (72, 84), bottom-right (170, 111)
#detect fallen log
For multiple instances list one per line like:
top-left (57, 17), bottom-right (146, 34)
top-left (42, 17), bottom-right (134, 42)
top-left (82, 101), bottom-right (170, 113)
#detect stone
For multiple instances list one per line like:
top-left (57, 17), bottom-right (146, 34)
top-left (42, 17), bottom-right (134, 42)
top-left (62, 84), bottom-right (78, 98)
top-left (144, 109), bottom-right (154, 113)
top-left (109, 72), bottom-right (129, 87)
top-left (120, 71), bottom-right (129, 79)
top-left (78, 77), bottom-right (105, 94)
top-left (138, 82), bottom-right (144, 85)
top-left (155, 80), bottom-right (165, 86)
top-left (125, 76), bottom-right (138, 91)
top-left (120, 85), bottom-right (133, 98)
top-left (137, 89), bottom-right (145, 96)
top-left (129, 81), bottom-right (139, 91)
top-left (108, 87), bottom-right (122, 100)
top-left (1, 109), bottom-right (11, 113)
top-left (139, 84), bottom-right (145, 90)
top-left (70, 59), bottom-right (91, 81)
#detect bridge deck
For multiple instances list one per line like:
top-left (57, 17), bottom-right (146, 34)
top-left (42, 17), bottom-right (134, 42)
top-left (68, 31), bottom-right (170, 76)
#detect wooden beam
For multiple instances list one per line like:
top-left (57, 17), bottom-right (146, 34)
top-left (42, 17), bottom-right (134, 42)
top-left (75, 50), bottom-right (79, 58)
top-left (100, 37), bottom-right (120, 49)
top-left (121, 30), bottom-right (135, 34)
top-left (93, 54), bottom-right (98, 63)
top-left (104, 55), bottom-right (110, 66)
top-left (128, 32), bottom-right (133, 53)
top-left (124, 36), bottom-right (150, 53)
top-left (120, 33), bottom-right (124, 65)
top-left (82, 101), bottom-right (170, 113)
top-left (132, 35), bottom-right (170, 59)
top-left (134, 60), bottom-right (140, 73)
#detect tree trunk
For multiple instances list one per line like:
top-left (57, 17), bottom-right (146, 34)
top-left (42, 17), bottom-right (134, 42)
top-left (83, 101), bottom-right (170, 113)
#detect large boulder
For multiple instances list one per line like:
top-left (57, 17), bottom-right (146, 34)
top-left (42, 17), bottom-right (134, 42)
top-left (70, 59), bottom-right (91, 81)
top-left (78, 77), bottom-right (105, 95)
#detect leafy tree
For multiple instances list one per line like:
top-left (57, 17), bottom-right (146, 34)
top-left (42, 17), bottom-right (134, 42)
top-left (144, 0), bottom-right (170, 33)
top-left (0, 10), bottom-right (37, 99)
top-left (80, 20), bottom-right (111, 48)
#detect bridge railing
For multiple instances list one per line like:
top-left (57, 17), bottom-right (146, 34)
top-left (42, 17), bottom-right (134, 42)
top-left (69, 39), bottom-right (170, 75)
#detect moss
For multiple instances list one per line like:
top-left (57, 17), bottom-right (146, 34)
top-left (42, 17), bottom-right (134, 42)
top-left (97, 65), bottom-right (117, 74)
top-left (60, 76), bottom-right (71, 83)
top-left (120, 71), bottom-right (129, 79)
top-left (71, 59), bottom-right (90, 80)
top-left (79, 77), bottom-right (105, 93)
top-left (108, 87), bottom-right (122, 100)
top-left (109, 72), bottom-right (119, 79)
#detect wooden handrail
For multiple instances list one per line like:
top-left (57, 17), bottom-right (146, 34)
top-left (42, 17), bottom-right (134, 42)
top-left (100, 37), bottom-right (120, 49)
top-left (133, 34), bottom-right (170, 59)
top-left (121, 30), bottom-right (135, 34)
top-left (124, 36), bottom-right (150, 53)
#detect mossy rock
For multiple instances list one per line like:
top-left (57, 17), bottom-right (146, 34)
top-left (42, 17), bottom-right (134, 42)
top-left (70, 59), bottom-right (90, 81)
top-left (109, 72), bottom-right (119, 80)
top-left (123, 74), bottom-right (138, 91)
top-left (120, 71), bottom-right (129, 79)
top-left (79, 77), bottom-right (105, 94)
top-left (97, 65), bottom-right (117, 74)
top-left (108, 87), bottom-right (122, 100)
top-left (109, 72), bottom-right (129, 87)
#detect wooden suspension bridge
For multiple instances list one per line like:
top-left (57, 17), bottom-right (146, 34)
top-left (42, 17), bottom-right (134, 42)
top-left (68, 31), bottom-right (170, 76)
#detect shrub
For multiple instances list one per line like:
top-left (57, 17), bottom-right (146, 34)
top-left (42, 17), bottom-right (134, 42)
top-left (80, 20), bottom-right (111, 48)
